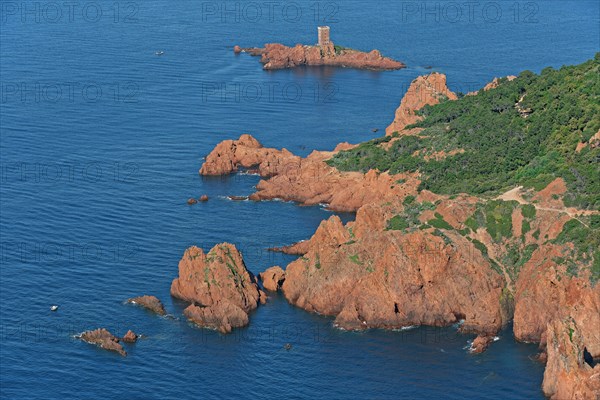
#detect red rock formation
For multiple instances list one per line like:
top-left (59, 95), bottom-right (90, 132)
top-left (122, 330), bottom-right (138, 343)
top-left (127, 295), bottom-right (167, 316)
top-left (183, 302), bottom-right (249, 334)
top-left (170, 244), bottom-right (266, 333)
top-left (259, 266), bottom-right (285, 292)
top-left (199, 195), bottom-right (209, 202)
top-left (513, 243), bottom-right (600, 351)
top-left (466, 75), bottom-right (517, 96)
top-left (200, 134), bottom-right (299, 177)
top-left (200, 135), bottom-right (420, 212)
top-left (268, 241), bottom-right (310, 255)
top-left (78, 328), bottom-right (126, 356)
top-left (281, 213), bottom-right (506, 334)
top-left (238, 42), bottom-right (404, 71)
top-left (542, 318), bottom-right (600, 399)
top-left (531, 177), bottom-right (567, 209)
top-left (470, 335), bottom-right (495, 354)
top-left (386, 73), bottom-right (457, 136)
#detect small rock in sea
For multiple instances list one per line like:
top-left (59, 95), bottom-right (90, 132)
top-left (77, 328), bottom-right (127, 357)
top-left (127, 295), bottom-right (167, 316)
top-left (371, 128), bottom-right (379, 133)
top-left (187, 198), bottom-right (198, 205)
top-left (228, 195), bottom-right (248, 201)
top-left (50, 305), bottom-right (59, 311)
top-left (199, 195), bottom-right (209, 202)
top-left (122, 330), bottom-right (138, 343)
top-left (284, 343), bottom-right (292, 351)
top-left (424, 65), bottom-right (433, 69)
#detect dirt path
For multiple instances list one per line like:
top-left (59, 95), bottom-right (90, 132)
top-left (496, 186), bottom-right (597, 227)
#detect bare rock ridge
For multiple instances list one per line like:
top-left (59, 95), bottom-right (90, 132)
top-left (170, 243), bottom-right (266, 333)
top-left (235, 26), bottom-right (404, 71)
top-left (385, 73), bottom-right (458, 136)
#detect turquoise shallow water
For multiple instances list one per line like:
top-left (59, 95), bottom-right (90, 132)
top-left (1, 1), bottom-right (598, 398)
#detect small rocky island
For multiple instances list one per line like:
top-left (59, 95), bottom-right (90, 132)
top-left (235, 26), bottom-right (405, 71)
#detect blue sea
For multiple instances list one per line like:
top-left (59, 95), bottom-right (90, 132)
top-left (1, 1), bottom-right (598, 398)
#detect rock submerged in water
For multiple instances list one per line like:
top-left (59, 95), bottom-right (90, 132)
top-left (78, 328), bottom-right (126, 356)
top-left (259, 266), bottom-right (285, 292)
top-left (171, 243), bottom-right (266, 333)
top-left (187, 198), bottom-right (198, 205)
top-left (127, 295), bottom-right (167, 316)
top-left (228, 195), bottom-right (248, 201)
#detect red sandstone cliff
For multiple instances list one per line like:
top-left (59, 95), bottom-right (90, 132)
top-left (385, 73), bottom-right (457, 136)
top-left (170, 244), bottom-right (266, 333)
top-left (542, 318), bottom-right (600, 399)
top-left (196, 73), bottom-right (600, 397)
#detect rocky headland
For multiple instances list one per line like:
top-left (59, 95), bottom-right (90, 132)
top-left (200, 134), bottom-right (419, 212)
top-left (235, 42), bottom-right (404, 71)
top-left (170, 243), bottom-right (266, 333)
top-left (199, 56), bottom-right (600, 398)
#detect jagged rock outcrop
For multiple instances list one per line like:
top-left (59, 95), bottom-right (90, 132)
top-left (127, 295), bottom-right (167, 316)
top-left (200, 134), bottom-right (299, 177)
top-left (259, 266), bottom-right (285, 292)
top-left (386, 73), bottom-right (457, 136)
top-left (238, 43), bottom-right (405, 71)
top-left (281, 213), bottom-right (506, 334)
top-left (513, 243), bottom-right (600, 349)
top-left (466, 75), bottom-right (517, 96)
top-left (77, 328), bottom-right (126, 356)
top-left (542, 318), bottom-right (600, 399)
top-left (170, 243), bottom-right (266, 333)
top-left (200, 135), bottom-right (420, 212)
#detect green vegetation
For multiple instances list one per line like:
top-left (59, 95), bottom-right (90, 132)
top-left (327, 55), bottom-right (600, 209)
top-left (428, 213), bottom-right (453, 230)
top-left (553, 219), bottom-right (599, 256)
top-left (386, 215), bottom-right (409, 231)
top-left (569, 327), bottom-right (574, 342)
top-left (348, 254), bottom-right (363, 265)
top-left (485, 201), bottom-right (518, 242)
top-left (386, 199), bottom-right (436, 232)
top-left (503, 243), bottom-right (539, 280)
top-left (521, 220), bottom-right (531, 236)
top-left (551, 219), bottom-right (600, 282)
top-left (522, 204), bottom-right (536, 219)
top-left (334, 44), bottom-right (355, 55)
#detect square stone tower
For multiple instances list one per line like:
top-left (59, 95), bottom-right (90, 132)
top-left (318, 26), bottom-right (330, 47)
